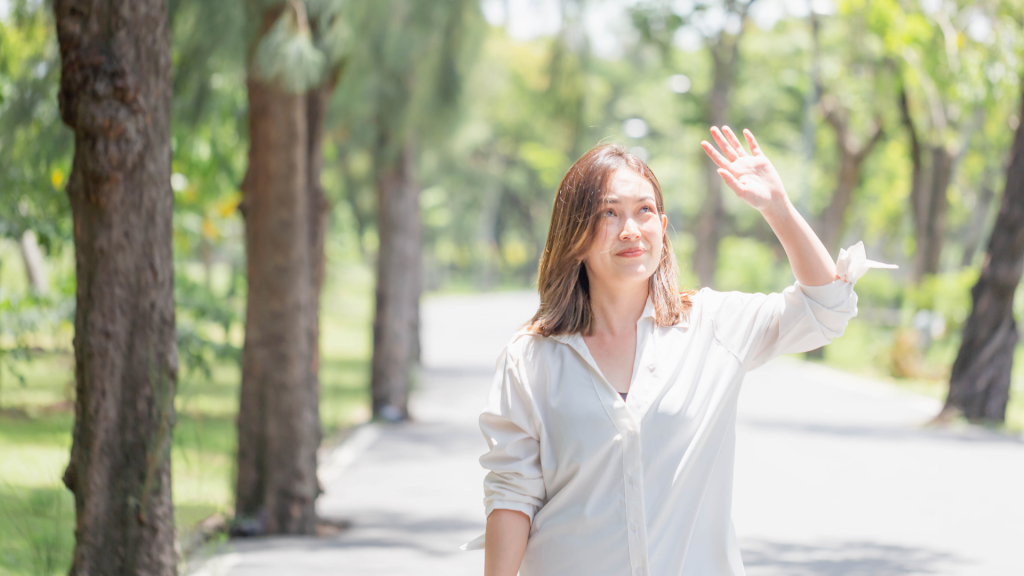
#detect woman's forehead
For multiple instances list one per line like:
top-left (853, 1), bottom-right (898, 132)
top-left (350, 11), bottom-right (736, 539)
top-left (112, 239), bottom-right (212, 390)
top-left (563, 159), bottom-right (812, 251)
top-left (601, 168), bottom-right (655, 203)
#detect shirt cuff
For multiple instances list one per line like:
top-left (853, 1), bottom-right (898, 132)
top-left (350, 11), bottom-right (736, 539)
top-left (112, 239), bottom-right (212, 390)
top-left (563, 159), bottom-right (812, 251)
top-left (460, 502), bottom-right (537, 552)
top-left (798, 278), bottom-right (851, 310)
top-left (485, 500), bottom-right (537, 523)
top-left (797, 241), bottom-right (897, 309)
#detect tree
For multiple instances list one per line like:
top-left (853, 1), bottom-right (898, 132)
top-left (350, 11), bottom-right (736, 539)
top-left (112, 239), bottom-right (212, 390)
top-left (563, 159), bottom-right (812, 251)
top-left (690, 0), bottom-right (756, 288)
top-left (339, 0), bottom-right (478, 420)
top-left (234, 0), bottom-right (347, 536)
top-left (896, 75), bottom-right (965, 281)
top-left (809, 10), bottom-right (885, 254)
top-left (631, 0), bottom-right (756, 288)
top-left (879, 1), bottom-right (994, 281)
top-left (53, 0), bottom-right (178, 574)
top-left (941, 87), bottom-right (1024, 423)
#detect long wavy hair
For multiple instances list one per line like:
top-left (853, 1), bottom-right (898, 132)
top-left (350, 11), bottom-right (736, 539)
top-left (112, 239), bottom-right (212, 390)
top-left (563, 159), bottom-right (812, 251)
top-left (526, 143), bottom-right (694, 337)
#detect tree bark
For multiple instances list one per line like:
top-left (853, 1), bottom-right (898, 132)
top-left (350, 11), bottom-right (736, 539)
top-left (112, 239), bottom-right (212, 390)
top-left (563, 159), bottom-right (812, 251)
top-left (693, 4), bottom-right (748, 288)
top-left (235, 73), bottom-right (318, 535)
top-left (942, 89), bottom-right (1024, 423)
top-left (899, 81), bottom-right (955, 280)
top-left (919, 144), bottom-right (953, 276)
top-left (233, 8), bottom-right (344, 534)
top-left (303, 79), bottom-right (335, 493)
top-left (693, 47), bottom-right (734, 288)
top-left (817, 98), bottom-right (884, 254)
top-left (371, 139), bottom-right (421, 421)
top-left (54, 1), bottom-right (177, 574)
top-left (960, 168), bottom-right (996, 267)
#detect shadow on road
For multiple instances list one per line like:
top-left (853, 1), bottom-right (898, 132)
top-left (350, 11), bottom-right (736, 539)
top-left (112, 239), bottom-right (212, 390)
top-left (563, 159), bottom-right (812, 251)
top-left (742, 539), bottom-right (966, 575)
top-left (742, 418), bottom-right (1024, 446)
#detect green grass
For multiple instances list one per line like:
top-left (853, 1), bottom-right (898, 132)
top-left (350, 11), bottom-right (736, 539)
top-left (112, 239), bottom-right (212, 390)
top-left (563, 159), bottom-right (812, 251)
top-left (0, 262), bottom-right (374, 576)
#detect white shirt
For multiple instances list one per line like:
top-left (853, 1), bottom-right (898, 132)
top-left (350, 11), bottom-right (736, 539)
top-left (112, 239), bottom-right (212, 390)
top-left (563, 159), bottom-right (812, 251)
top-left (462, 243), bottom-right (894, 576)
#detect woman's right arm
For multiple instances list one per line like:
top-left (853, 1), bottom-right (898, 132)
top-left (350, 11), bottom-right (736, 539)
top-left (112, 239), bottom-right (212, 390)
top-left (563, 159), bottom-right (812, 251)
top-left (475, 344), bottom-right (545, 573)
top-left (485, 509), bottom-right (530, 576)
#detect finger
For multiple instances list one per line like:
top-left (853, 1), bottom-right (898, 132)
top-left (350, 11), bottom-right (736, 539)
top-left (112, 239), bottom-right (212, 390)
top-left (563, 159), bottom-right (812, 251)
top-left (743, 129), bottom-right (763, 156)
top-left (717, 169), bottom-right (745, 195)
top-left (722, 125), bottom-right (747, 156)
top-left (710, 126), bottom-right (739, 161)
top-left (701, 140), bottom-right (733, 172)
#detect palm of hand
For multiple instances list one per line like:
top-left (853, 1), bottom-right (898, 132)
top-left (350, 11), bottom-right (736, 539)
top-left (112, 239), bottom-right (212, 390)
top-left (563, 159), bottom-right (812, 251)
top-left (701, 126), bottom-right (786, 212)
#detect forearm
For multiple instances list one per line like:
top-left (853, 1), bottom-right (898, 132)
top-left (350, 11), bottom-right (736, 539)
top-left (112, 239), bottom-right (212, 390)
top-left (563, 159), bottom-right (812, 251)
top-left (760, 197), bottom-right (837, 287)
top-left (484, 509), bottom-right (531, 576)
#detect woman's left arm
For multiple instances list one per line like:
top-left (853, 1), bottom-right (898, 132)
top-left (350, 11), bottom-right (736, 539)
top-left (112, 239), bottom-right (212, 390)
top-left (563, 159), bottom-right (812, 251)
top-left (701, 125), bottom-right (837, 286)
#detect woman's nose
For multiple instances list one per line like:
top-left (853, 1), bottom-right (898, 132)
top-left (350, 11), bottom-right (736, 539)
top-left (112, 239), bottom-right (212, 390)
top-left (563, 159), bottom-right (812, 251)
top-left (620, 218), bottom-right (641, 240)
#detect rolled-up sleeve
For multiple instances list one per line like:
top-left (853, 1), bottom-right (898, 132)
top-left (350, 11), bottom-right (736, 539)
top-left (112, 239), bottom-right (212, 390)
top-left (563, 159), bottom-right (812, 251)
top-left (479, 345), bottom-right (546, 522)
top-left (461, 345), bottom-right (546, 551)
top-left (709, 241), bottom-right (894, 370)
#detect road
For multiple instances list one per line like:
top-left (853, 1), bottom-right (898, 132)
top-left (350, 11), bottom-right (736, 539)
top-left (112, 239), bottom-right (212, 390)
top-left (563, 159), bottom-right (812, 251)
top-left (188, 291), bottom-right (1024, 576)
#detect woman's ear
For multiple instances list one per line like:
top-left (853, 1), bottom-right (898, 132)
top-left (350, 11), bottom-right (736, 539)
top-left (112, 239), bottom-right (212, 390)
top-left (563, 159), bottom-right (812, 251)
top-left (661, 213), bottom-right (668, 233)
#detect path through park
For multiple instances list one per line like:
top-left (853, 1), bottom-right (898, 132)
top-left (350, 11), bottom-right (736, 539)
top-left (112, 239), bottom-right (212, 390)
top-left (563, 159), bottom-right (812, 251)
top-left (189, 292), bottom-right (1024, 576)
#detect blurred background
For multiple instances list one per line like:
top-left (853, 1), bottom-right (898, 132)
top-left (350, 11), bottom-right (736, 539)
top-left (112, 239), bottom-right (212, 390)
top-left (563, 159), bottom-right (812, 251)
top-left (1, 0), bottom-right (1023, 574)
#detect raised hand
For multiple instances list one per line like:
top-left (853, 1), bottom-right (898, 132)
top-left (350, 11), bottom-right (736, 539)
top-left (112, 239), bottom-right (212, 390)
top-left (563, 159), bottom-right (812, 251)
top-left (700, 126), bottom-right (787, 212)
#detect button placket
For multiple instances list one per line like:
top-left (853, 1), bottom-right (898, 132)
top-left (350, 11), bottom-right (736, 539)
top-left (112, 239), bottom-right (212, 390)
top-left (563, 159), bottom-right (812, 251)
top-left (628, 323), bottom-right (660, 422)
top-left (621, 416), bottom-right (650, 576)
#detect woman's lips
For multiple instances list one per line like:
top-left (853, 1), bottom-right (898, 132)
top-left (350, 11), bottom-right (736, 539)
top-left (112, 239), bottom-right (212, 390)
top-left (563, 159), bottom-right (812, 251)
top-left (616, 247), bottom-right (645, 257)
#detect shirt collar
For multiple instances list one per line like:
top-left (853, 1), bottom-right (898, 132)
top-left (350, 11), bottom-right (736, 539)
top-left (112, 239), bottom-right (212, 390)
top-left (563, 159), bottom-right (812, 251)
top-left (546, 295), bottom-right (689, 344)
top-left (640, 296), bottom-right (656, 321)
top-left (639, 295), bottom-right (692, 329)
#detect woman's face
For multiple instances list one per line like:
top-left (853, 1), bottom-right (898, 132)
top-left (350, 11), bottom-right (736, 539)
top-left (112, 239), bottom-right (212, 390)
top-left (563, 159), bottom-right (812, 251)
top-left (582, 168), bottom-right (668, 290)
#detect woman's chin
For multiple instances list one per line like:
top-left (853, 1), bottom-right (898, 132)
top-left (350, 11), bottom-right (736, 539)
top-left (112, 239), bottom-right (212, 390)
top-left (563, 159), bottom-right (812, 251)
top-left (609, 264), bottom-right (656, 285)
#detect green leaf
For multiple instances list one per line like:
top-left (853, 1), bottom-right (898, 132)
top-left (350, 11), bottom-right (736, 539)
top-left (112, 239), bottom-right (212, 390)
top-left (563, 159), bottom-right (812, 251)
top-left (252, 8), bottom-right (325, 92)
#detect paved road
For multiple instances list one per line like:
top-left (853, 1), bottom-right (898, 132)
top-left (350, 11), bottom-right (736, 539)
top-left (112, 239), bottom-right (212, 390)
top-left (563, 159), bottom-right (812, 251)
top-left (189, 291), bottom-right (1024, 576)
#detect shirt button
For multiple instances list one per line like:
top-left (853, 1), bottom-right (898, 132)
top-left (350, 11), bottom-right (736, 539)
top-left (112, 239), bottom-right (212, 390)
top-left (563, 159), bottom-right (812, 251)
top-left (647, 362), bottom-right (655, 372)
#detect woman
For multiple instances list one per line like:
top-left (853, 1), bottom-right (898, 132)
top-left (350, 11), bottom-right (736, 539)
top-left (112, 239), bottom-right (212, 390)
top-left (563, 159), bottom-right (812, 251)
top-left (462, 126), bottom-right (894, 576)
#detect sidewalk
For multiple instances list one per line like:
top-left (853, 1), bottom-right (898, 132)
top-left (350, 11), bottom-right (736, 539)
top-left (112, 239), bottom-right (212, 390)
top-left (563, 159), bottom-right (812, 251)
top-left (188, 291), bottom-right (1024, 576)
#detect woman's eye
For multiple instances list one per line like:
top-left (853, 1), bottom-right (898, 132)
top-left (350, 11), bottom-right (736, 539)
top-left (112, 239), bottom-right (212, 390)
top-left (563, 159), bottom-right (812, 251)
top-left (604, 209), bottom-right (615, 217)
top-left (640, 206), bottom-right (652, 214)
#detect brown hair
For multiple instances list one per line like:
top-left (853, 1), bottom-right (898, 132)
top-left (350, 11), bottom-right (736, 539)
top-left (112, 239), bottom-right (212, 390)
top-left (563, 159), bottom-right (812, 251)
top-left (526, 143), bottom-right (693, 337)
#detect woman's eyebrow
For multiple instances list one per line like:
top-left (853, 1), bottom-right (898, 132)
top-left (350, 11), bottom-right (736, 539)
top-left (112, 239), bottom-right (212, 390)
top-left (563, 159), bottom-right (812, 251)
top-left (600, 195), bottom-right (655, 205)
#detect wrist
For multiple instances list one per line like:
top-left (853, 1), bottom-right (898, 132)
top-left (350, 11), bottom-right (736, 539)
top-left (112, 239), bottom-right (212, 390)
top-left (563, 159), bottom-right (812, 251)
top-left (758, 194), bottom-right (794, 221)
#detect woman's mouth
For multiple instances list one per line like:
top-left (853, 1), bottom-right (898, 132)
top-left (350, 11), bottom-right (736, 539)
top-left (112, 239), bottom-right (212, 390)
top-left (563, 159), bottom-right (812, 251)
top-left (616, 247), bottom-right (645, 258)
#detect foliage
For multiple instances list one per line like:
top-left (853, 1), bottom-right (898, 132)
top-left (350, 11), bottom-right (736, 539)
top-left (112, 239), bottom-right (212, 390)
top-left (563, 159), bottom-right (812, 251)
top-left (0, 0), bottom-right (72, 247)
top-left (0, 3), bottom-right (1023, 568)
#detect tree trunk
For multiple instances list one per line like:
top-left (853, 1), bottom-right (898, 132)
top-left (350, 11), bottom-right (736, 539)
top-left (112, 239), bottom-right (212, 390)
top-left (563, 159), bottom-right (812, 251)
top-left (54, 1), bottom-right (177, 574)
top-left (960, 168), bottom-right (996, 267)
top-left (235, 74), bottom-right (318, 535)
top-left (919, 144), bottom-right (952, 276)
top-left (899, 83), bottom-right (954, 280)
top-left (818, 157), bottom-right (858, 253)
top-left (942, 90), bottom-right (1024, 423)
top-left (371, 139), bottom-right (421, 421)
top-left (817, 99), bottom-right (884, 254)
top-left (899, 85), bottom-right (928, 281)
top-left (19, 229), bottom-right (49, 294)
top-left (304, 80), bottom-right (333, 492)
top-left (693, 29), bottom-right (744, 288)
